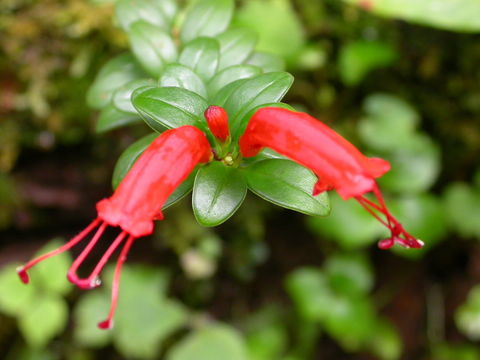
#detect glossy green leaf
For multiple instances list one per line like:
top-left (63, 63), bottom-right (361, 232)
top-left (181, 0), bottom-right (234, 43)
top-left (128, 21), bottom-right (177, 77)
top-left (207, 65), bottom-right (262, 99)
top-left (193, 162), bottom-right (247, 227)
top-left (179, 38), bottom-right (220, 81)
top-left (160, 64), bottom-right (207, 98)
top-left (167, 325), bottom-right (248, 360)
top-left (87, 54), bottom-right (146, 109)
top-left (0, 264), bottom-right (36, 316)
top-left (132, 86), bottom-right (208, 132)
top-left (18, 295), bottom-right (68, 348)
top-left (235, 0), bottom-right (305, 63)
top-left (222, 72), bottom-right (294, 137)
top-left (96, 104), bottom-right (142, 133)
top-left (246, 51), bottom-right (285, 72)
top-left (112, 133), bottom-right (158, 189)
top-left (115, 0), bottom-right (177, 31)
top-left (245, 159), bottom-right (330, 216)
top-left (344, 0), bottom-right (480, 33)
top-left (217, 28), bottom-right (258, 70)
top-left (211, 78), bottom-right (250, 107)
top-left (339, 41), bottom-right (396, 85)
top-left (113, 79), bottom-right (155, 114)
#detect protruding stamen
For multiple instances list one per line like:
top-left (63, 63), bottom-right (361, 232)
top-left (98, 235), bottom-right (135, 330)
top-left (67, 222), bottom-right (107, 289)
top-left (17, 218), bottom-right (102, 285)
top-left (69, 230), bottom-right (127, 290)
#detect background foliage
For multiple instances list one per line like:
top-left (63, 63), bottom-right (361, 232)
top-left (1, 0), bottom-right (480, 359)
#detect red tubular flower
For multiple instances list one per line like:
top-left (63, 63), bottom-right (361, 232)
top-left (239, 107), bottom-right (424, 250)
top-left (205, 105), bottom-right (230, 142)
top-left (17, 125), bottom-right (212, 329)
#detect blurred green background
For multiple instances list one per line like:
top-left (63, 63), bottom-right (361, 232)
top-left (2, 0), bottom-right (480, 359)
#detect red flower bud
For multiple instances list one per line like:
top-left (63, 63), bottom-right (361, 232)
top-left (239, 107), bottom-right (424, 250)
top-left (17, 126), bottom-right (212, 329)
top-left (205, 105), bottom-right (230, 142)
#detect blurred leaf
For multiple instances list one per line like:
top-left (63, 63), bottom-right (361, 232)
top-left (444, 182), bottom-right (480, 239)
top-left (132, 86), bottom-right (208, 132)
top-left (246, 51), bottom-right (286, 72)
top-left (344, 0), bottom-right (480, 33)
top-left (456, 285), bottom-right (480, 340)
top-left (217, 28), bottom-right (258, 70)
top-left (0, 173), bottom-right (18, 229)
top-left (96, 104), bottom-right (143, 133)
top-left (181, 0), bottom-right (234, 43)
top-left (379, 134), bottom-right (441, 194)
top-left (18, 295), bottom-right (68, 348)
top-left (127, 21), bottom-right (177, 77)
top-left (87, 54), bottom-right (146, 109)
top-left (367, 319), bottom-right (402, 360)
top-left (115, 0), bottom-right (177, 31)
top-left (432, 343), bottom-right (480, 360)
top-left (307, 193), bottom-right (385, 249)
top-left (245, 159), bottom-right (330, 216)
top-left (0, 264), bottom-right (36, 316)
top-left (179, 38), bottom-right (220, 81)
top-left (339, 41), bottom-right (396, 86)
top-left (30, 239), bottom-right (72, 296)
top-left (167, 324), bottom-right (248, 360)
top-left (160, 64), bottom-right (207, 98)
top-left (74, 292), bottom-right (112, 348)
top-left (235, 0), bottom-right (305, 64)
top-left (113, 79), bottom-right (156, 114)
top-left (221, 72), bottom-right (294, 138)
top-left (324, 253), bottom-right (373, 296)
top-left (193, 162), bottom-right (247, 227)
top-left (359, 93), bottom-right (419, 151)
top-left (207, 65), bottom-right (262, 99)
top-left (285, 267), bottom-right (336, 322)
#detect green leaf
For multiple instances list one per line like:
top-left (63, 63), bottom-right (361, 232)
top-left (246, 51), bottom-right (285, 72)
top-left (344, 0), bottom-right (480, 33)
top-left (0, 264), bottom-right (36, 316)
top-left (324, 253), bottom-right (373, 296)
top-left (115, 0), bottom-right (177, 31)
top-left (74, 292), bottom-right (112, 348)
top-left (221, 72), bottom-right (294, 138)
top-left (456, 285), bottom-right (480, 340)
top-left (285, 267), bottom-right (336, 322)
top-left (30, 239), bottom-right (72, 296)
top-left (368, 319), bottom-right (402, 360)
top-left (181, 0), bottom-right (234, 43)
top-left (245, 159), bottom-right (330, 216)
top-left (127, 21), bottom-right (177, 77)
top-left (444, 183), bottom-right (480, 239)
top-left (113, 79), bottom-right (156, 114)
top-left (87, 54), bottom-right (146, 109)
top-left (132, 86), bottom-right (208, 132)
top-left (211, 78), bottom-right (250, 107)
top-left (167, 325), bottom-right (248, 360)
top-left (339, 41), bottom-right (397, 86)
top-left (96, 104), bottom-right (142, 133)
top-left (217, 28), bottom-right (258, 70)
top-left (234, 0), bottom-right (305, 63)
top-left (112, 133), bottom-right (195, 208)
top-left (18, 295), bottom-right (68, 348)
top-left (160, 64), bottom-right (207, 98)
top-left (179, 38), bottom-right (220, 81)
top-left (193, 162), bottom-right (247, 227)
top-left (207, 65), bottom-right (262, 99)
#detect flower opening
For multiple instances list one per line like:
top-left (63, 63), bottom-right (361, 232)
top-left (17, 125), bottom-right (212, 329)
top-left (239, 107), bottom-right (424, 250)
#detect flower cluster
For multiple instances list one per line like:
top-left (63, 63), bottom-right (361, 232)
top-left (17, 106), bottom-right (423, 329)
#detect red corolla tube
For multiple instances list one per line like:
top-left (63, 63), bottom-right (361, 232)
top-left (17, 125), bottom-right (212, 329)
top-left (239, 107), bottom-right (424, 250)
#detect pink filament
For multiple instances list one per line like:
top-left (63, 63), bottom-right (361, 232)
top-left (98, 235), bottom-right (135, 330)
top-left (17, 218), bottom-right (102, 284)
top-left (354, 183), bottom-right (424, 249)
